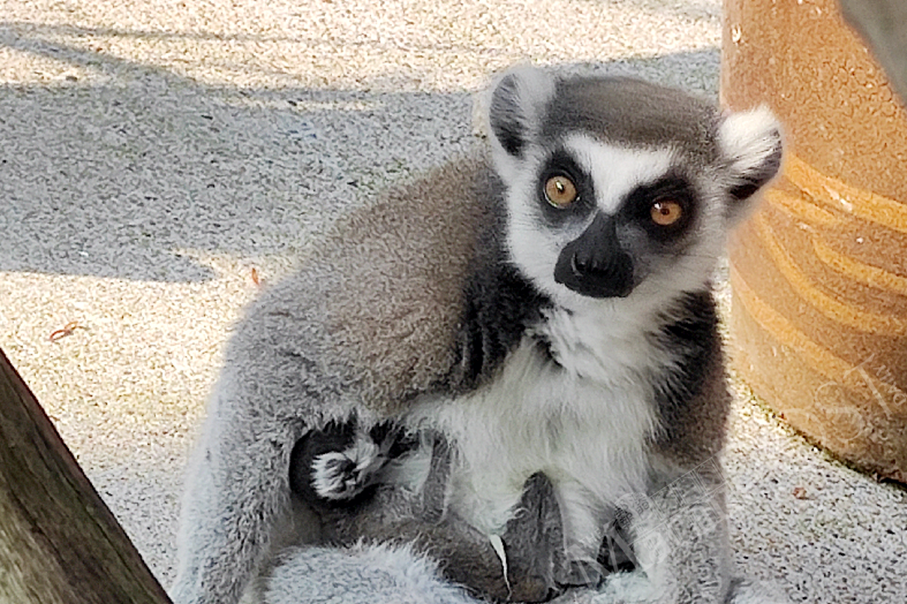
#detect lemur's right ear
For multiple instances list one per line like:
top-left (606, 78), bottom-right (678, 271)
top-left (488, 66), bottom-right (556, 160)
top-left (718, 106), bottom-right (784, 224)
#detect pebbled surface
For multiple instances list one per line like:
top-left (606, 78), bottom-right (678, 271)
top-left (0, 1), bottom-right (904, 602)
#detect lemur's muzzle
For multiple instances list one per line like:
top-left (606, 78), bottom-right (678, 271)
top-left (554, 213), bottom-right (634, 298)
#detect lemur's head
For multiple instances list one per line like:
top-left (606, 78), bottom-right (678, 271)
top-left (486, 66), bottom-right (782, 310)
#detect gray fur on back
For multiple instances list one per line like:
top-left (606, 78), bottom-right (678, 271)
top-left (319, 154), bottom-right (493, 413)
top-left (226, 153), bottom-right (492, 423)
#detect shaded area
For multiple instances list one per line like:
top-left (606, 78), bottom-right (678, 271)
top-left (0, 20), bottom-right (717, 282)
top-left (840, 0), bottom-right (907, 103)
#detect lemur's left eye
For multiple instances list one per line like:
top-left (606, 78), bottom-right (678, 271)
top-left (650, 199), bottom-right (683, 226)
top-left (544, 175), bottom-right (578, 208)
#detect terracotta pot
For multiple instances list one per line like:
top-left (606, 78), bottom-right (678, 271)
top-left (722, 0), bottom-right (907, 482)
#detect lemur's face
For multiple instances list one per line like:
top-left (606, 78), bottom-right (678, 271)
top-left (504, 137), bottom-right (712, 306)
top-left (486, 67), bottom-right (782, 310)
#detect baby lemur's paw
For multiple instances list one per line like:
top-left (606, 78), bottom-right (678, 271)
top-left (290, 418), bottom-right (417, 510)
top-left (310, 438), bottom-right (382, 501)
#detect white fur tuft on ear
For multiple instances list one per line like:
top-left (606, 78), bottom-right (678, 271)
top-left (719, 106), bottom-right (782, 170)
top-left (718, 105), bottom-right (784, 220)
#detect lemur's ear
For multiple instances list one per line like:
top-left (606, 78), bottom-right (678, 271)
top-left (718, 106), bottom-right (784, 222)
top-left (488, 65), bottom-right (556, 161)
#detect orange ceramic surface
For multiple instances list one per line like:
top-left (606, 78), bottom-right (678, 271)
top-left (723, 0), bottom-right (907, 482)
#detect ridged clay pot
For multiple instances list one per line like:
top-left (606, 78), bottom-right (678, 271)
top-left (722, 0), bottom-right (907, 482)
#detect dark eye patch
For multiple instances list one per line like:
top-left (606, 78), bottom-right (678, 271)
top-left (622, 174), bottom-right (697, 241)
top-left (536, 150), bottom-right (595, 222)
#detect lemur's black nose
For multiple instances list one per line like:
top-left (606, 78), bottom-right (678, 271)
top-left (554, 214), bottom-right (634, 298)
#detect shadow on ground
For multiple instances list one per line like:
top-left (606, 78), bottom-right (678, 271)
top-left (0, 21), bottom-right (718, 283)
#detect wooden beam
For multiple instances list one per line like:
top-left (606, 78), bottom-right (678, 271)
top-left (0, 347), bottom-right (172, 604)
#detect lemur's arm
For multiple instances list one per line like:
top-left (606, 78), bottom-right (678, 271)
top-left (171, 377), bottom-right (311, 604)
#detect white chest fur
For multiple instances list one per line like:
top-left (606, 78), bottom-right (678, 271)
top-left (409, 306), bottom-right (664, 560)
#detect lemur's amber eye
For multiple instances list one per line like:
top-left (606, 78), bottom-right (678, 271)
top-left (544, 175), bottom-right (578, 208)
top-left (650, 199), bottom-right (683, 226)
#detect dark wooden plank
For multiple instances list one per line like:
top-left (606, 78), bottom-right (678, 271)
top-left (0, 347), bottom-right (172, 604)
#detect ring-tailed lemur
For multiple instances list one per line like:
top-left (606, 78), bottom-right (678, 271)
top-left (171, 65), bottom-right (787, 604)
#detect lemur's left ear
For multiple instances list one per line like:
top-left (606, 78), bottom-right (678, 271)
top-left (486, 65), bottom-right (556, 179)
top-left (718, 106), bottom-right (783, 222)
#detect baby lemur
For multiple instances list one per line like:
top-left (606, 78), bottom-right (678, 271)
top-left (289, 418), bottom-right (632, 601)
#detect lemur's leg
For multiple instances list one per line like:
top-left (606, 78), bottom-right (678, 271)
top-left (418, 442), bottom-right (571, 601)
top-left (501, 472), bottom-right (575, 599)
top-left (262, 542), bottom-right (479, 604)
top-left (171, 382), bottom-right (310, 604)
top-left (371, 480), bottom-right (565, 602)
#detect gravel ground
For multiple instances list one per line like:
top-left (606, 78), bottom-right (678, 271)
top-left (1, 1), bottom-right (905, 602)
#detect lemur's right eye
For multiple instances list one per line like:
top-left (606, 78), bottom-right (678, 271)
top-left (650, 198), bottom-right (683, 226)
top-left (544, 175), bottom-right (578, 208)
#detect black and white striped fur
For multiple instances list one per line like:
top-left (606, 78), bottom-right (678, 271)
top-left (171, 65), bottom-right (788, 604)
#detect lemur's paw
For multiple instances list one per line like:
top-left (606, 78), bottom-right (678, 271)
top-left (310, 437), bottom-right (382, 501)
